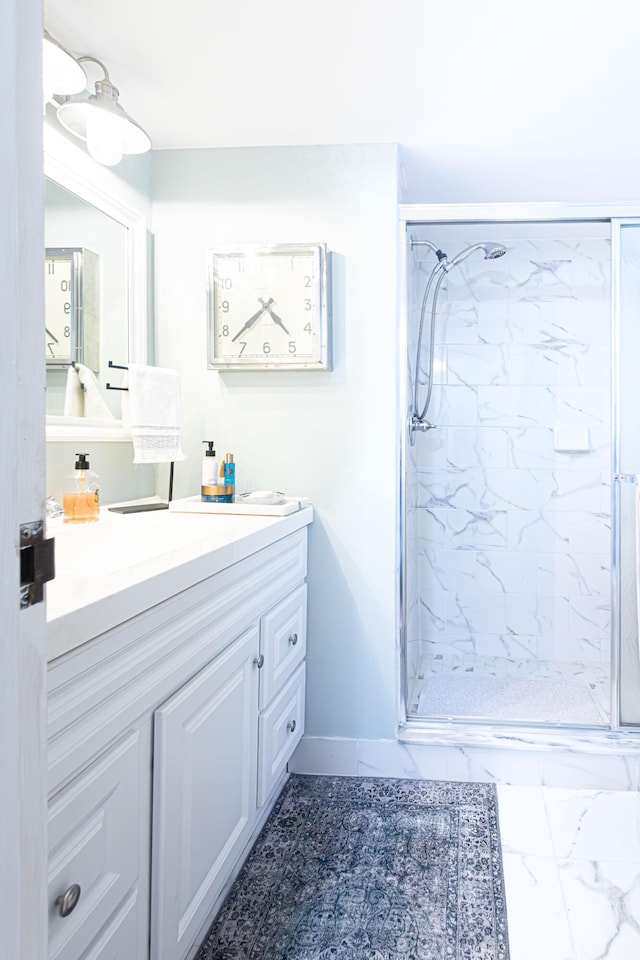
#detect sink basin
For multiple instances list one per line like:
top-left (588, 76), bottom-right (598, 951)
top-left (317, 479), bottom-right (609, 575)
top-left (52, 509), bottom-right (244, 577)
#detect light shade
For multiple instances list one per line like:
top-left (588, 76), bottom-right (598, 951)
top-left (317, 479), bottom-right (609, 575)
top-left (56, 60), bottom-right (151, 166)
top-left (42, 32), bottom-right (87, 103)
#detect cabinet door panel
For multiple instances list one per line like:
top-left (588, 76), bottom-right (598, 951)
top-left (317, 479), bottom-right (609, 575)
top-left (151, 626), bottom-right (259, 960)
top-left (82, 889), bottom-right (139, 960)
top-left (47, 730), bottom-right (142, 960)
top-left (258, 663), bottom-right (305, 807)
top-left (260, 583), bottom-right (307, 708)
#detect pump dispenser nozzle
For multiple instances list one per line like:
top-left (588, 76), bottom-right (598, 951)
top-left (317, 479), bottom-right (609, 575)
top-left (201, 441), bottom-right (220, 492)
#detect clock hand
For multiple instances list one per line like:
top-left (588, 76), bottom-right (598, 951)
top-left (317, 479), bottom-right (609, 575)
top-left (259, 298), bottom-right (290, 335)
top-left (231, 298), bottom-right (274, 342)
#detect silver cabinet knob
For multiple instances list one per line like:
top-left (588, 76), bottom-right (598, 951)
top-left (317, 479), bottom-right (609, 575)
top-left (289, 633), bottom-right (298, 646)
top-left (55, 883), bottom-right (81, 918)
top-left (253, 654), bottom-right (264, 669)
top-left (287, 719), bottom-right (296, 733)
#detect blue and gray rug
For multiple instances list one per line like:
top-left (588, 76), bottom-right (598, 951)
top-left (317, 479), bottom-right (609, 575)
top-left (195, 774), bottom-right (510, 959)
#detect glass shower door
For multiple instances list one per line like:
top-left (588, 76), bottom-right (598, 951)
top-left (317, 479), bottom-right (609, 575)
top-left (614, 220), bottom-right (640, 726)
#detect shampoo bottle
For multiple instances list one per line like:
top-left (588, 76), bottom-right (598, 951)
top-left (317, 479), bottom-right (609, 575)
top-left (63, 453), bottom-right (99, 523)
top-left (201, 441), bottom-right (219, 499)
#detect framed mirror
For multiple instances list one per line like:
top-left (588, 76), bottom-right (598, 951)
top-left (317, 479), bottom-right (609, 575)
top-left (44, 124), bottom-right (151, 441)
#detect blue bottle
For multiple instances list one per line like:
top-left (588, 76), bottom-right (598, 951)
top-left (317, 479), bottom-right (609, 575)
top-left (223, 454), bottom-right (235, 501)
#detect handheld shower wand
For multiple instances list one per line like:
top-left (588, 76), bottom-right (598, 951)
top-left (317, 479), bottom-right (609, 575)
top-left (410, 241), bottom-right (507, 440)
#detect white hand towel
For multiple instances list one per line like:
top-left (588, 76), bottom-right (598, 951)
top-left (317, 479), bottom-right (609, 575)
top-left (123, 363), bottom-right (186, 464)
top-left (75, 362), bottom-right (116, 420)
top-left (63, 364), bottom-right (84, 417)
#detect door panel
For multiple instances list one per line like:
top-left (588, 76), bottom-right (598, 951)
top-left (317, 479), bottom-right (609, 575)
top-left (150, 627), bottom-right (259, 960)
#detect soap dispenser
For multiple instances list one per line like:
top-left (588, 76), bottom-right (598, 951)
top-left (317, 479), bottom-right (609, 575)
top-left (201, 441), bottom-right (219, 491)
top-left (63, 453), bottom-right (100, 523)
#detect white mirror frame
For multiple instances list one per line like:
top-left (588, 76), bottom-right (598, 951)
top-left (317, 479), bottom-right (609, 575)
top-left (43, 125), bottom-right (150, 441)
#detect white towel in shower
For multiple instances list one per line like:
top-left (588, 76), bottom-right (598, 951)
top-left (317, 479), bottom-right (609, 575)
top-left (122, 363), bottom-right (186, 464)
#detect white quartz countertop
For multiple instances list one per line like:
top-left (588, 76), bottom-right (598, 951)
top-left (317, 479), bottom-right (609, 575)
top-left (46, 503), bottom-right (313, 662)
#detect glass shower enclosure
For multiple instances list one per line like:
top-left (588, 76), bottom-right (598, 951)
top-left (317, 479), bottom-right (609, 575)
top-left (399, 206), bottom-right (640, 733)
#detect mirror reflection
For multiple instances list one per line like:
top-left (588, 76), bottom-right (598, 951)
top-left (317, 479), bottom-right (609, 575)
top-left (45, 177), bottom-right (129, 420)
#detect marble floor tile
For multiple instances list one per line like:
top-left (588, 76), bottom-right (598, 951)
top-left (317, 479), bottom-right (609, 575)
top-left (496, 785), bottom-right (554, 857)
top-left (543, 787), bottom-right (640, 861)
top-left (557, 858), bottom-right (640, 960)
top-left (499, 785), bottom-right (640, 959)
top-left (501, 853), bottom-right (576, 960)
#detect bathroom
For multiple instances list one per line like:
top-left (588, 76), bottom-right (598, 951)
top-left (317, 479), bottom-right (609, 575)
top-left (4, 2), bottom-right (640, 959)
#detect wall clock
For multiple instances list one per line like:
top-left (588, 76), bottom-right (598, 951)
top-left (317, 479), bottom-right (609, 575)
top-left (207, 243), bottom-right (331, 370)
top-left (45, 247), bottom-right (100, 370)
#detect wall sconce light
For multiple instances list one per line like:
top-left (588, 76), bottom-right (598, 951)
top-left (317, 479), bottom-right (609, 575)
top-left (42, 31), bottom-right (87, 104)
top-left (56, 56), bottom-right (151, 167)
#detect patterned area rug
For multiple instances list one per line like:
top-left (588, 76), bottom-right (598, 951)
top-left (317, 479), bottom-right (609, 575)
top-left (194, 775), bottom-right (510, 960)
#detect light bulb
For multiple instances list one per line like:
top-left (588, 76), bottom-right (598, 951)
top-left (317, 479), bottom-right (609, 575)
top-left (86, 108), bottom-right (125, 166)
top-left (42, 36), bottom-right (86, 105)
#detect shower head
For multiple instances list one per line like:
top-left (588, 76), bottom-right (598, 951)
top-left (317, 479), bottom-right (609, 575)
top-left (483, 244), bottom-right (507, 260)
top-left (444, 242), bottom-right (507, 271)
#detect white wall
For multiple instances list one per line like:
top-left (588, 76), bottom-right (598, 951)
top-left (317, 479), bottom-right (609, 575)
top-left (152, 144), bottom-right (399, 739)
top-left (46, 443), bottom-right (156, 507)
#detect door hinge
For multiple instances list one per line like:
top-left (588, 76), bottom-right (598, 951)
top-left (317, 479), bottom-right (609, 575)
top-left (20, 521), bottom-right (55, 609)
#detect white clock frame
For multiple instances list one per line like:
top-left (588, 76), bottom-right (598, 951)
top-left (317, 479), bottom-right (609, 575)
top-left (207, 242), bottom-right (331, 371)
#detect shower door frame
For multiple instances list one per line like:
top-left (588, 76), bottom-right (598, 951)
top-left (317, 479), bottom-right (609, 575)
top-left (397, 200), bottom-right (640, 744)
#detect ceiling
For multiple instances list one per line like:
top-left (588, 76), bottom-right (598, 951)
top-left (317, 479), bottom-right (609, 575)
top-left (44, 0), bottom-right (640, 202)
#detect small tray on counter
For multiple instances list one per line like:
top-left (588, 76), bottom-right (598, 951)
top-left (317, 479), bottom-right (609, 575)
top-left (168, 495), bottom-right (309, 517)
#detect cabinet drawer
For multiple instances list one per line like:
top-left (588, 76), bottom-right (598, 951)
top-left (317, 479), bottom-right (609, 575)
top-left (258, 662), bottom-right (305, 807)
top-left (47, 729), bottom-right (143, 960)
top-left (260, 583), bottom-right (306, 708)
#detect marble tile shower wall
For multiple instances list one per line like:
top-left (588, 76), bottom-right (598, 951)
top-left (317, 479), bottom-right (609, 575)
top-left (411, 237), bottom-right (612, 676)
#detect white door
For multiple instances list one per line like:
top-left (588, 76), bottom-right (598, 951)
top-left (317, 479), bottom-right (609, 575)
top-left (0, 0), bottom-right (48, 957)
top-left (150, 627), bottom-right (259, 960)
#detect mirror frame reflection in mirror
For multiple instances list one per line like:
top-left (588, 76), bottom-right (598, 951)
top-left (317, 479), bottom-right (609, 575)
top-left (44, 124), bottom-right (151, 441)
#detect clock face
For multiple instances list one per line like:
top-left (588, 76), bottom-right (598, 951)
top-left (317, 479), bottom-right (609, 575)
top-left (45, 253), bottom-right (75, 365)
top-left (208, 244), bottom-right (330, 370)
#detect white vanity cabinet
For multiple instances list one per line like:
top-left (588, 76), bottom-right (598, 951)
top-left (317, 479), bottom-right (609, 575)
top-left (46, 523), bottom-right (309, 960)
